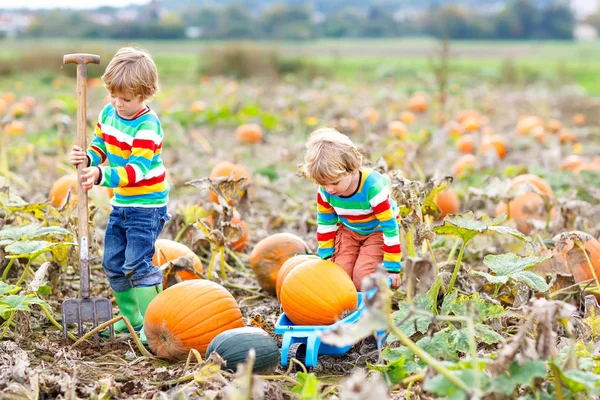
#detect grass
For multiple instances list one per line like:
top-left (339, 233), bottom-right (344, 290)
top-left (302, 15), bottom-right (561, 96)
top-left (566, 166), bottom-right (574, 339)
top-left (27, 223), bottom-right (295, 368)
top-left (1, 38), bottom-right (600, 94)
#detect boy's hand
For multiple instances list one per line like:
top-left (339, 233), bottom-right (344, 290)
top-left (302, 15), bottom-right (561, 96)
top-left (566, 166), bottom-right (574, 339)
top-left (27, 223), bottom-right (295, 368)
top-left (70, 145), bottom-right (88, 167)
top-left (388, 272), bottom-right (401, 289)
top-left (81, 167), bottom-right (100, 192)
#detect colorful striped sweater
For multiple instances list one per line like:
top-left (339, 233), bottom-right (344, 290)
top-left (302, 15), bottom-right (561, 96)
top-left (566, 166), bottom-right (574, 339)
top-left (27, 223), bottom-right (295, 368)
top-left (86, 103), bottom-right (169, 207)
top-left (316, 168), bottom-right (402, 272)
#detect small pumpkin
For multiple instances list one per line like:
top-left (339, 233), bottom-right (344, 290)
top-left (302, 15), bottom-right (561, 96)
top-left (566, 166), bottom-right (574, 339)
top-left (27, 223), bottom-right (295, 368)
top-left (209, 161), bottom-right (252, 204)
top-left (235, 123), bottom-right (263, 144)
top-left (249, 233), bottom-right (310, 294)
top-left (49, 174), bottom-right (79, 208)
top-left (495, 174), bottom-right (555, 234)
top-left (407, 93), bottom-right (428, 113)
top-left (388, 121), bottom-right (408, 139)
top-left (433, 188), bottom-right (460, 220)
top-left (451, 154), bottom-right (478, 178)
top-left (153, 239), bottom-right (203, 288)
top-left (279, 259), bottom-right (358, 325)
top-left (276, 254), bottom-right (319, 300)
top-left (553, 233), bottom-right (600, 286)
top-left (144, 280), bottom-right (244, 360)
top-left (480, 134), bottom-right (507, 159)
top-left (205, 327), bottom-right (280, 374)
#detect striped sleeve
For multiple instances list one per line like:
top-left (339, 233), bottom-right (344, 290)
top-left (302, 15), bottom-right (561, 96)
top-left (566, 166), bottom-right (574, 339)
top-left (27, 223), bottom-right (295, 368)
top-left (98, 120), bottom-right (162, 188)
top-left (368, 180), bottom-right (402, 272)
top-left (86, 111), bottom-right (107, 166)
top-left (316, 188), bottom-right (338, 259)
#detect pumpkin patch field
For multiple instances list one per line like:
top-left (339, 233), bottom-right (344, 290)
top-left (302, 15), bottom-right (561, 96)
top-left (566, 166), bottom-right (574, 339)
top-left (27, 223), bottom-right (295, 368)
top-left (1, 45), bottom-right (600, 399)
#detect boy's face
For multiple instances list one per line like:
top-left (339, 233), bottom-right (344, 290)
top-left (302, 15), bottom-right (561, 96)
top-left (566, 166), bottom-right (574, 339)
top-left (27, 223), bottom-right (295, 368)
top-left (321, 174), bottom-right (354, 196)
top-left (109, 91), bottom-right (145, 118)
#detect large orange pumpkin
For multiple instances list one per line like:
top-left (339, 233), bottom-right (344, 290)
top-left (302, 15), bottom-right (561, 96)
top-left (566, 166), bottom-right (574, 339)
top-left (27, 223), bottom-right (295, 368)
top-left (280, 259), bottom-right (358, 325)
top-left (553, 233), bottom-right (600, 286)
top-left (144, 280), bottom-right (244, 360)
top-left (153, 239), bottom-right (203, 288)
top-left (275, 254), bottom-right (319, 300)
top-left (204, 211), bottom-right (249, 252)
top-left (49, 174), bottom-right (79, 208)
top-left (209, 161), bottom-right (252, 204)
top-left (235, 123), bottom-right (263, 144)
top-left (495, 174), bottom-right (555, 234)
top-left (249, 233), bottom-right (310, 294)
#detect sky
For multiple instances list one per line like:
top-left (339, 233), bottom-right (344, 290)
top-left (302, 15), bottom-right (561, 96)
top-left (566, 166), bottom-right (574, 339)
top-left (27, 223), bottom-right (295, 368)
top-left (0, 0), bottom-right (149, 9)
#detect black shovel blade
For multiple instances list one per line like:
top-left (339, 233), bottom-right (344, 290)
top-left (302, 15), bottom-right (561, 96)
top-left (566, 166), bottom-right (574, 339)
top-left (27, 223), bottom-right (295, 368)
top-left (62, 297), bottom-right (114, 339)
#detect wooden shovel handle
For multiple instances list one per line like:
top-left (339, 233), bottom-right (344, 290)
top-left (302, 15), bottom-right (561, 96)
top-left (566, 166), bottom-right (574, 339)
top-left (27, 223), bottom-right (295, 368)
top-left (63, 53), bottom-right (100, 297)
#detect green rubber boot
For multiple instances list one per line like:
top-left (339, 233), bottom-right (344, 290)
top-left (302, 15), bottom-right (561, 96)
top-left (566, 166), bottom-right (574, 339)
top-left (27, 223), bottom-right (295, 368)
top-left (112, 288), bottom-right (144, 334)
top-left (135, 285), bottom-right (162, 344)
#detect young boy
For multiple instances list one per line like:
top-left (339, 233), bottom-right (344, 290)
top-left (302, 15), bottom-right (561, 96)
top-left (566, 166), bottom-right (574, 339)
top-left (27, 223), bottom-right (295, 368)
top-left (304, 128), bottom-right (401, 290)
top-left (69, 47), bottom-right (169, 341)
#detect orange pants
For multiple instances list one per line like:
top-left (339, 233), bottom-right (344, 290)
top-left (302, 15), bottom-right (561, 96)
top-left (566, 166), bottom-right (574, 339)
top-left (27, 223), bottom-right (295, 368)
top-left (331, 225), bottom-right (384, 291)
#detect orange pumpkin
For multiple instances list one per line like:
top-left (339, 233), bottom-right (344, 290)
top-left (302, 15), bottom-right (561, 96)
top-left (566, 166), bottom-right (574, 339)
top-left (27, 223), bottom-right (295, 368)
top-left (364, 107), bottom-right (380, 124)
top-left (434, 188), bottom-right (460, 220)
top-left (558, 129), bottom-right (577, 145)
top-left (400, 111), bottom-right (416, 125)
top-left (495, 174), bottom-right (555, 234)
top-left (280, 259), bottom-right (358, 325)
top-left (461, 115), bottom-right (481, 132)
top-left (516, 115), bottom-right (543, 136)
top-left (153, 239), bottom-right (203, 287)
top-left (209, 161), bottom-right (252, 204)
top-left (249, 233), bottom-right (310, 294)
top-left (235, 123), bottom-right (263, 144)
top-left (554, 234), bottom-right (600, 285)
top-left (560, 155), bottom-right (585, 172)
top-left (572, 113), bottom-right (586, 126)
top-left (456, 109), bottom-right (481, 124)
top-left (456, 135), bottom-right (474, 154)
top-left (49, 174), bottom-right (79, 208)
top-left (452, 154), bottom-right (478, 178)
top-left (407, 93), bottom-right (428, 113)
top-left (388, 121), bottom-right (408, 139)
top-left (144, 280), bottom-right (244, 359)
top-left (480, 134), bottom-right (507, 159)
top-left (275, 254), bottom-right (319, 300)
top-left (547, 119), bottom-right (562, 133)
top-left (204, 211), bottom-right (249, 252)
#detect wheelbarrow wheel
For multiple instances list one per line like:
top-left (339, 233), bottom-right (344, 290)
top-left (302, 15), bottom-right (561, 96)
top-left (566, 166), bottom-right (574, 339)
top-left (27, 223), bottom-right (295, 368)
top-left (287, 342), bottom-right (311, 372)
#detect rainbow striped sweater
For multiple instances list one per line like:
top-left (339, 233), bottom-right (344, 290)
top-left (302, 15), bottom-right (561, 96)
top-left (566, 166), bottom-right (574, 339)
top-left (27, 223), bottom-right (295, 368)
top-left (316, 168), bottom-right (402, 272)
top-left (86, 103), bottom-right (169, 207)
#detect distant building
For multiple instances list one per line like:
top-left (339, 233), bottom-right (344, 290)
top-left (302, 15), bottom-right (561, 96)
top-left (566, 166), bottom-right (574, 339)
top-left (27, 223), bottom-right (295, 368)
top-left (574, 23), bottom-right (598, 40)
top-left (0, 12), bottom-right (32, 38)
top-left (570, 0), bottom-right (600, 21)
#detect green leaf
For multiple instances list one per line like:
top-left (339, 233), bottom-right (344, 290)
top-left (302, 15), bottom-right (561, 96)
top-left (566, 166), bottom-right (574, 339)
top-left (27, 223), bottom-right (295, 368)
top-left (367, 356), bottom-right (408, 384)
top-left (472, 271), bottom-right (508, 284)
top-left (2, 203), bottom-right (48, 219)
top-left (423, 368), bottom-right (476, 400)
top-left (561, 370), bottom-right (600, 394)
top-left (490, 360), bottom-right (547, 395)
top-left (240, 104), bottom-right (260, 117)
top-left (0, 224), bottom-right (40, 241)
top-left (433, 211), bottom-right (531, 243)
top-left (292, 372), bottom-right (321, 399)
top-left (261, 113), bottom-right (278, 130)
top-left (483, 253), bottom-right (552, 277)
top-left (381, 347), bottom-right (423, 374)
top-left (36, 284), bottom-right (52, 296)
top-left (388, 294), bottom-right (434, 341)
top-left (441, 290), bottom-right (458, 315)
top-left (5, 240), bottom-right (76, 258)
top-left (0, 295), bottom-right (31, 318)
top-left (448, 328), bottom-right (470, 353)
top-left (510, 271), bottom-right (550, 292)
top-left (474, 324), bottom-right (503, 344)
top-left (0, 281), bottom-right (21, 295)
top-left (450, 293), bottom-right (506, 324)
top-left (416, 330), bottom-right (460, 361)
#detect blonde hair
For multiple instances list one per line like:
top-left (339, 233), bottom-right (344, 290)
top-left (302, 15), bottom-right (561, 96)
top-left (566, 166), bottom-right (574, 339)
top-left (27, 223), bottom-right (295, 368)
top-left (102, 46), bottom-right (159, 100)
top-left (304, 128), bottom-right (362, 184)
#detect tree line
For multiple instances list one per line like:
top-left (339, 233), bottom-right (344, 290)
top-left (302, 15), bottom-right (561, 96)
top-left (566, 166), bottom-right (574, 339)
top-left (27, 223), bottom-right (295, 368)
top-left (21, 0), bottom-right (576, 41)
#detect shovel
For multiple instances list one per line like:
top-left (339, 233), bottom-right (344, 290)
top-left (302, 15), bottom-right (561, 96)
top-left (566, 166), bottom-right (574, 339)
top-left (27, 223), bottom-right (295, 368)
top-left (61, 54), bottom-right (114, 340)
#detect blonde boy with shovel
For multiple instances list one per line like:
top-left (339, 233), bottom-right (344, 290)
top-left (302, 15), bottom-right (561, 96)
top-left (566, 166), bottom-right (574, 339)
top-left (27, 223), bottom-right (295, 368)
top-left (69, 47), bottom-right (169, 342)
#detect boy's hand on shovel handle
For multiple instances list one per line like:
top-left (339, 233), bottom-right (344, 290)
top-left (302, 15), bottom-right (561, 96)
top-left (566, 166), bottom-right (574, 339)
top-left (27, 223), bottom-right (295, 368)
top-left (70, 145), bottom-right (88, 167)
top-left (81, 167), bottom-right (100, 192)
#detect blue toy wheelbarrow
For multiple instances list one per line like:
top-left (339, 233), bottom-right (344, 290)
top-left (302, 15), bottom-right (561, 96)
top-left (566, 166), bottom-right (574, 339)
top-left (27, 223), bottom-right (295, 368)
top-left (274, 284), bottom-right (387, 370)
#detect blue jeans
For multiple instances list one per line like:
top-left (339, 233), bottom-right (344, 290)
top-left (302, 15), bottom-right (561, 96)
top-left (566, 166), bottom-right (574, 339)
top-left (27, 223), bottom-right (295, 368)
top-left (102, 206), bottom-right (170, 292)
